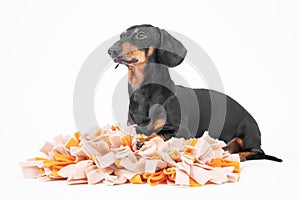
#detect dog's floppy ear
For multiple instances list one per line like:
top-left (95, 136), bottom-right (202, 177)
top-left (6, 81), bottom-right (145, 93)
top-left (157, 29), bottom-right (187, 67)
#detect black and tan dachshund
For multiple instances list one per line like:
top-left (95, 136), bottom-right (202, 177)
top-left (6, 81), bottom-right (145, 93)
top-left (108, 24), bottom-right (282, 162)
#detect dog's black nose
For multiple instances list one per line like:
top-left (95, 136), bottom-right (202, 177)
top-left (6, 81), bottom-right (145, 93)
top-left (108, 48), bottom-right (119, 58)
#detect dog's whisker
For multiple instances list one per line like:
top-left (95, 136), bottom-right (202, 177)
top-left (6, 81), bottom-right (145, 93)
top-left (115, 64), bottom-right (119, 69)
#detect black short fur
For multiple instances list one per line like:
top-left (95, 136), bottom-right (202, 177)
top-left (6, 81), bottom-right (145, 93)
top-left (108, 24), bottom-right (282, 162)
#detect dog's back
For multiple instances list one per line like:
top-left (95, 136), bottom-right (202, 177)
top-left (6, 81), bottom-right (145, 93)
top-left (175, 86), bottom-right (257, 143)
top-left (108, 24), bottom-right (282, 162)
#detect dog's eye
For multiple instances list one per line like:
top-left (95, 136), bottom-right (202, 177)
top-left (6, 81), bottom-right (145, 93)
top-left (136, 31), bottom-right (146, 40)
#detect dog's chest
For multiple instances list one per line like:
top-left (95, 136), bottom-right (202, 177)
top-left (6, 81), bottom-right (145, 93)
top-left (129, 85), bottom-right (169, 121)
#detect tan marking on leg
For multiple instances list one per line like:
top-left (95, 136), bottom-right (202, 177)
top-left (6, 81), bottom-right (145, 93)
top-left (223, 137), bottom-right (244, 153)
top-left (236, 138), bottom-right (243, 147)
top-left (238, 151), bottom-right (253, 159)
top-left (152, 119), bottom-right (166, 131)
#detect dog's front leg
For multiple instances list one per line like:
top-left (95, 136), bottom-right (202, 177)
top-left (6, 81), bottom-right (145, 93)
top-left (135, 104), bottom-right (167, 149)
top-left (133, 103), bottom-right (167, 135)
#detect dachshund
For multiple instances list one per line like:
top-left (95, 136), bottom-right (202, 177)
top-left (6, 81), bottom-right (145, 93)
top-left (108, 24), bottom-right (282, 162)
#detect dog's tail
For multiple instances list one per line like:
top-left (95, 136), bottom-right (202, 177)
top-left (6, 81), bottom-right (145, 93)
top-left (245, 152), bottom-right (282, 162)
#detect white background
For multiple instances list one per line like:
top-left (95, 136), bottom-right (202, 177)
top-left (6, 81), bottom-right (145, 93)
top-left (1, 0), bottom-right (299, 199)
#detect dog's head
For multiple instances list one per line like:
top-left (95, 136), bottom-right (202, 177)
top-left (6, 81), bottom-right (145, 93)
top-left (108, 24), bottom-right (187, 68)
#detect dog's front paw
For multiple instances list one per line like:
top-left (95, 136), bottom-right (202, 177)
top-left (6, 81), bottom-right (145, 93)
top-left (136, 141), bottom-right (145, 150)
top-left (135, 136), bottom-right (146, 150)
